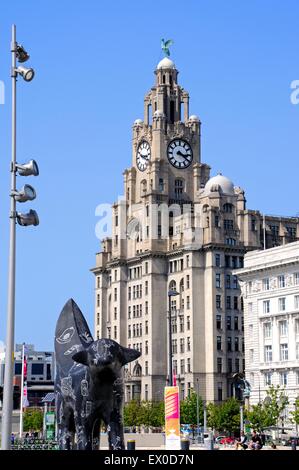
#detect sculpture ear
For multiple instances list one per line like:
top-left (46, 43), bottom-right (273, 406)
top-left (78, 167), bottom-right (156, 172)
top-left (121, 347), bottom-right (141, 365)
top-left (72, 350), bottom-right (89, 366)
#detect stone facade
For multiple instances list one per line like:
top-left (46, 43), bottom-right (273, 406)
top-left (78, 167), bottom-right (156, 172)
top-left (91, 56), bottom-right (299, 403)
top-left (234, 242), bottom-right (299, 429)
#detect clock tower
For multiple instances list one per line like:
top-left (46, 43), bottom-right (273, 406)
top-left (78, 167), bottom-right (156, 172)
top-left (92, 52), bottom-right (298, 404)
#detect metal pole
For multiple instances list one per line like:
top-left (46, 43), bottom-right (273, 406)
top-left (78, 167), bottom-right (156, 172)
top-left (1, 23), bottom-right (17, 450)
top-left (240, 405), bottom-right (244, 433)
top-left (168, 294), bottom-right (173, 386)
top-left (196, 379), bottom-right (199, 440)
top-left (19, 343), bottom-right (25, 437)
top-left (203, 403), bottom-right (207, 433)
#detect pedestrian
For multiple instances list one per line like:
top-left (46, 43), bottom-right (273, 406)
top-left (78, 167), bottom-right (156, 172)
top-left (249, 430), bottom-right (262, 450)
top-left (11, 433), bottom-right (15, 445)
top-left (235, 431), bottom-right (248, 450)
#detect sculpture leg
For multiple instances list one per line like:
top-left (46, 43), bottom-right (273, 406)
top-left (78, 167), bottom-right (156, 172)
top-left (75, 417), bottom-right (93, 450)
top-left (107, 418), bottom-right (125, 450)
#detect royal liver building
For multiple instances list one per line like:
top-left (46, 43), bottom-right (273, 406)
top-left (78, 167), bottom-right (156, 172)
top-left (91, 54), bottom-right (299, 403)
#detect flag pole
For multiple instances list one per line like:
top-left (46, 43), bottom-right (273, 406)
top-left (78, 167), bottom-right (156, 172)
top-left (19, 342), bottom-right (25, 438)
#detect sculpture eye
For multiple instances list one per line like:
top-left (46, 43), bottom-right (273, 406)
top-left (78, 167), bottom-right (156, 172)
top-left (56, 327), bottom-right (75, 344)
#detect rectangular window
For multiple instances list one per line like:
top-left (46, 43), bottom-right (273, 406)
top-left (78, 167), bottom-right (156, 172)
top-left (234, 316), bottom-right (238, 330)
top-left (216, 315), bottom-right (222, 330)
top-left (250, 349), bottom-right (254, 362)
top-left (145, 361), bottom-right (148, 376)
top-left (225, 255), bottom-right (230, 268)
top-left (280, 372), bottom-right (288, 386)
top-left (215, 253), bottom-right (221, 267)
top-left (145, 301), bottom-right (148, 315)
top-left (264, 345), bottom-right (272, 362)
top-left (264, 322), bottom-right (272, 338)
top-left (264, 372), bottom-right (272, 386)
top-left (227, 316), bottom-right (231, 330)
top-left (234, 296), bottom-right (238, 310)
top-left (97, 312), bottom-right (100, 325)
top-left (186, 255), bottom-right (189, 267)
top-left (114, 307), bottom-right (117, 320)
top-left (234, 337), bottom-right (239, 352)
top-left (294, 295), bottom-right (299, 310)
top-left (114, 326), bottom-right (117, 339)
top-left (232, 256), bottom-right (238, 269)
top-left (180, 359), bottom-right (185, 374)
top-left (217, 383), bottom-right (223, 402)
top-left (227, 337), bottom-right (232, 351)
top-left (187, 296), bottom-right (190, 309)
top-left (187, 337), bottom-right (191, 352)
top-left (278, 297), bottom-right (286, 312)
top-left (97, 294), bottom-right (100, 307)
top-left (114, 288), bottom-right (117, 301)
top-left (228, 358), bottom-right (232, 373)
top-left (187, 316), bottom-right (190, 330)
top-left (224, 219), bottom-right (234, 230)
top-left (187, 358), bottom-right (191, 373)
top-left (278, 275), bottom-right (285, 288)
top-left (216, 295), bottom-right (221, 309)
top-left (263, 278), bottom-right (270, 291)
top-left (263, 300), bottom-right (270, 314)
top-left (186, 275), bottom-right (190, 289)
top-left (235, 358), bottom-right (239, 372)
top-left (145, 321), bottom-right (148, 335)
top-left (145, 281), bottom-right (148, 296)
top-left (226, 296), bottom-right (231, 310)
top-left (215, 215), bottom-right (219, 227)
top-left (159, 178), bottom-right (164, 192)
top-left (233, 276), bottom-right (238, 289)
top-left (216, 273), bottom-right (221, 288)
top-left (279, 320), bottom-right (288, 337)
top-left (226, 275), bottom-right (231, 289)
top-left (294, 272), bottom-right (299, 285)
top-left (296, 343), bottom-right (299, 360)
top-left (217, 336), bottom-right (222, 351)
top-left (280, 343), bottom-right (288, 361)
top-left (97, 276), bottom-right (100, 289)
top-left (217, 357), bottom-right (222, 373)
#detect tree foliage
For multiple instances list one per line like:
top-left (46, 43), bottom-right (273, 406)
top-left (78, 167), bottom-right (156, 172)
top-left (207, 398), bottom-right (240, 435)
top-left (180, 390), bottom-right (203, 425)
top-left (245, 385), bottom-right (289, 432)
top-left (290, 397), bottom-right (299, 426)
top-left (23, 408), bottom-right (43, 432)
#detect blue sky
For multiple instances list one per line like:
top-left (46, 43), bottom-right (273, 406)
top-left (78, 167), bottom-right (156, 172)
top-left (0, 0), bottom-right (298, 351)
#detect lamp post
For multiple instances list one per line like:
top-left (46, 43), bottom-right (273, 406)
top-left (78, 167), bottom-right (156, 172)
top-left (1, 24), bottom-right (38, 450)
top-left (167, 289), bottom-right (179, 386)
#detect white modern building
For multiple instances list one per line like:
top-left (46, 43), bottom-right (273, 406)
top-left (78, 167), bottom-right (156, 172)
top-left (235, 242), bottom-right (299, 427)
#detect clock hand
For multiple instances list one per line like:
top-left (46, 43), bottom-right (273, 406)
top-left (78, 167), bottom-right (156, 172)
top-left (177, 150), bottom-right (186, 157)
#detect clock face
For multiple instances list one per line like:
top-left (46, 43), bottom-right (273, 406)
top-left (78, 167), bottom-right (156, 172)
top-left (136, 141), bottom-right (151, 171)
top-left (167, 139), bottom-right (193, 169)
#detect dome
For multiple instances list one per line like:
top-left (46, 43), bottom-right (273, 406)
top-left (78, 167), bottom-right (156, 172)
top-left (204, 173), bottom-right (234, 196)
top-left (134, 118), bottom-right (143, 126)
top-left (153, 109), bottom-right (164, 118)
top-left (157, 57), bottom-right (175, 69)
top-left (189, 115), bottom-right (200, 122)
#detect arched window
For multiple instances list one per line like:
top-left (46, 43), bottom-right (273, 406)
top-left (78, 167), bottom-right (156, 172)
top-left (223, 203), bottom-right (233, 213)
top-left (169, 280), bottom-right (177, 292)
top-left (133, 362), bottom-right (142, 377)
top-left (179, 278), bottom-right (184, 293)
top-left (163, 74), bottom-right (166, 84)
